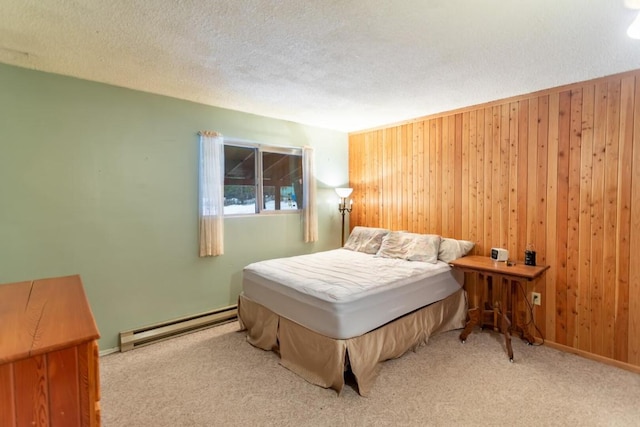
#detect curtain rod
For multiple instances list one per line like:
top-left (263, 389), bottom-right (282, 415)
top-left (198, 133), bottom-right (306, 152)
top-left (223, 136), bottom-right (304, 151)
top-left (198, 131), bottom-right (222, 137)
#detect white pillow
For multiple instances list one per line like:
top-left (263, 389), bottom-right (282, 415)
top-left (406, 233), bottom-right (441, 263)
top-left (376, 231), bottom-right (413, 259)
top-left (376, 231), bottom-right (440, 264)
top-left (438, 238), bottom-right (475, 263)
top-left (343, 226), bottom-right (390, 254)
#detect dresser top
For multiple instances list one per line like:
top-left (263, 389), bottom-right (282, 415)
top-left (0, 275), bottom-right (100, 364)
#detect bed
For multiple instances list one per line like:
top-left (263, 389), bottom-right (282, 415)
top-left (238, 227), bottom-right (474, 396)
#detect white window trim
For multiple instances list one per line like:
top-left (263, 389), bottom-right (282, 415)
top-left (224, 139), bottom-right (303, 216)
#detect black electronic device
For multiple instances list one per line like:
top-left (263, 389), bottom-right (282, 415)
top-left (524, 250), bottom-right (536, 266)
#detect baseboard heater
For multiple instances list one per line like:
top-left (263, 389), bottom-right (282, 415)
top-left (119, 305), bottom-right (237, 352)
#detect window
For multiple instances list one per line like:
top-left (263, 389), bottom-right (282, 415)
top-left (223, 143), bottom-right (303, 215)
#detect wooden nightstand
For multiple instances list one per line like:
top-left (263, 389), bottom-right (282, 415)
top-left (449, 255), bottom-right (549, 362)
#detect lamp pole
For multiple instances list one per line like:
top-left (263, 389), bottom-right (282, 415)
top-left (338, 197), bottom-right (352, 247)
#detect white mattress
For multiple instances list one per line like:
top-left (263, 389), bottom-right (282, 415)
top-left (242, 249), bottom-right (463, 339)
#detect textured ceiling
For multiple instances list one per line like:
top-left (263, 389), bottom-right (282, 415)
top-left (1, 0), bottom-right (640, 132)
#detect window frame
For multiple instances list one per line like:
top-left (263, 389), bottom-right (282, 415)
top-left (223, 139), bottom-right (303, 216)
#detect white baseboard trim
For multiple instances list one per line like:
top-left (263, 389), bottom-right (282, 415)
top-left (99, 347), bottom-right (120, 357)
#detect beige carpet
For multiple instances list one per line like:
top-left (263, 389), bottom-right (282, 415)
top-left (100, 321), bottom-right (640, 426)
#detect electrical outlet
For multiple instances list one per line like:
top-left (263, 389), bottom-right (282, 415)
top-left (532, 292), bottom-right (541, 306)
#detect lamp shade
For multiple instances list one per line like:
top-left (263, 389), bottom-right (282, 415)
top-left (335, 187), bottom-right (353, 198)
top-left (625, 0), bottom-right (640, 9)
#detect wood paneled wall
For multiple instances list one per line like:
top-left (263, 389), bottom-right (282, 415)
top-left (348, 70), bottom-right (640, 368)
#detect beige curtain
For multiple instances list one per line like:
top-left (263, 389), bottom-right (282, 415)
top-left (303, 146), bottom-right (318, 242)
top-left (198, 131), bottom-right (224, 256)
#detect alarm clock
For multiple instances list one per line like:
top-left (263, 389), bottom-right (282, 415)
top-left (490, 248), bottom-right (509, 262)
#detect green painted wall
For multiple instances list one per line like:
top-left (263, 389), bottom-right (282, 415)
top-left (0, 63), bottom-right (348, 351)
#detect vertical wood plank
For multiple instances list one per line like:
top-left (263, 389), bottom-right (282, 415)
top-left (545, 93), bottom-right (558, 342)
top-left (414, 121), bottom-right (423, 232)
top-left (476, 110), bottom-right (486, 254)
top-left (527, 98), bottom-right (539, 250)
top-left (491, 106), bottom-right (501, 249)
top-left (441, 116), bottom-right (450, 236)
top-left (364, 132), bottom-right (373, 226)
top-left (449, 117), bottom-right (457, 237)
top-left (578, 84), bottom-right (595, 351)
top-left (500, 104), bottom-right (510, 250)
top-left (435, 118), bottom-right (443, 235)
top-left (525, 97), bottom-right (540, 332)
top-left (402, 124), bottom-right (411, 231)
top-left (615, 76), bottom-right (634, 362)
top-left (394, 126), bottom-right (401, 231)
top-left (555, 90), bottom-right (571, 345)
top-left (382, 128), bottom-right (392, 229)
top-left (349, 137), bottom-right (364, 227)
top-left (449, 116), bottom-right (457, 237)
top-left (603, 81), bottom-right (621, 359)
top-left (515, 100), bottom-right (529, 329)
top-left (78, 342), bottom-right (98, 427)
top-left (361, 132), bottom-right (368, 227)
top-left (467, 111), bottom-right (478, 299)
top-left (469, 110), bottom-right (478, 246)
top-left (0, 363), bottom-right (16, 427)
top-left (535, 95), bottom-right (550, 338)
top-left (484, 108), bottom-right (494, 254)
top-left (92, 341), bottom-right (101, 425)
top-left (429, 119), bottom-right (439, 234)
top-left (351, 133), bottom-right (361, 228)
top-left (508, 102), bottom-right (519, 257)
top-left (534, 95), bottom-right (549, 338)
top-left (462, 111), bottom-right (470, 240)
top-left (377, 130), bottom-right (384, 228)
top-left (629, 76), bottom-right (640, 365)
top-left (14, 355), bottom-right (49, 427)
top-left (48, 346), bottom-right (81, 426)
top-left (454, 113), bottom-right (464, 238)
top-left (421, 121), bottom-right (429, 233)
top-left (516, 100), bottom-right (528, 258)
top-left (591, 82), bottom-right (608, 355)
top-left (393, 126), bottom-right (400, 230)
top-left (359, 132), bottom-right (366, 226)
top-left (566, 88), bottom-right (583, 347)
top-left (352, 133), bottom-right (360, 226)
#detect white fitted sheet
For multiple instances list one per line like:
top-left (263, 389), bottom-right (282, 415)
top-left (242, 249), bottom-right (463, 339)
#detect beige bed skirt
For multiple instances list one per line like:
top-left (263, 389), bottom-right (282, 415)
top-left (237, 288), bottom-right (467, 396)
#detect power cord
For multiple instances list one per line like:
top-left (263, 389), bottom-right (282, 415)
top-left (517, 280), bottom-right (545, 346)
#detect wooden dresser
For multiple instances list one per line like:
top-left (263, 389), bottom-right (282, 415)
top-left (0, 275), bottom-right (101, 426)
